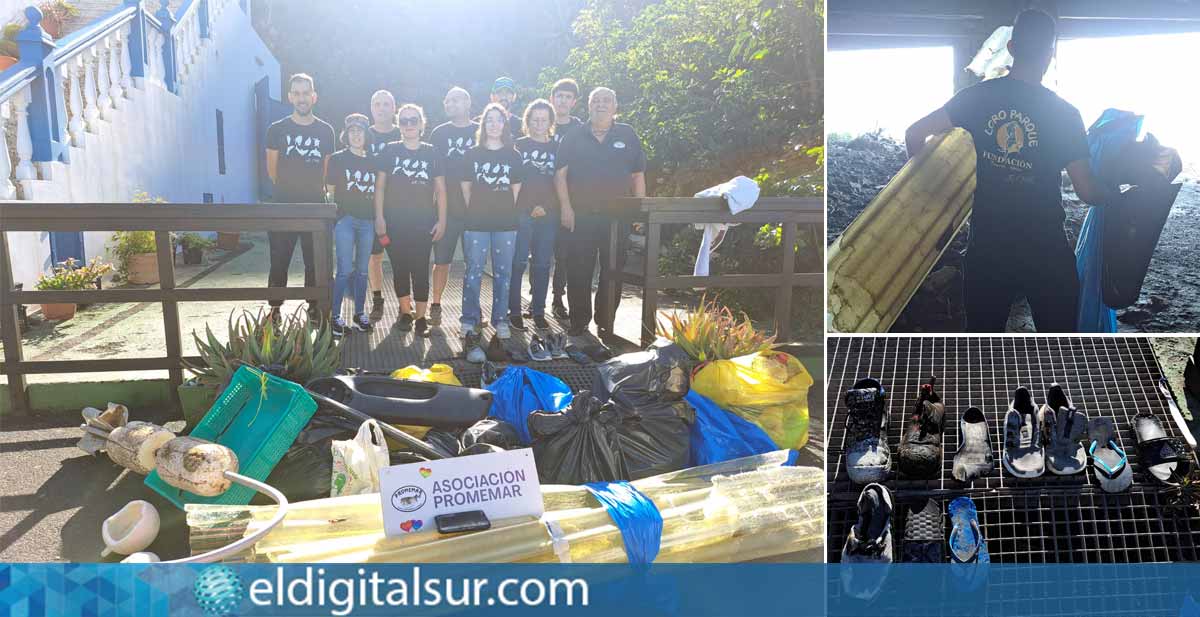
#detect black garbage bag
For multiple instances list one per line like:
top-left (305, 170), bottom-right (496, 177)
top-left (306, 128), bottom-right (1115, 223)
top-left (462, 418), bottom-right (521, 450)
top-left (392, 451), bottom-right (430, 465)
top-left (616, 400), bottom-right (695, 480)
top-left (595, 342), bottom-right (692, 408)
top-left (529, 391), bottom-right (629, 484)
top-left (422, 428), bottom-right (464, 458)
top-left (261, 413), bottom-right (362, 503)
top-left (461, 442), bottom-right (507, 456)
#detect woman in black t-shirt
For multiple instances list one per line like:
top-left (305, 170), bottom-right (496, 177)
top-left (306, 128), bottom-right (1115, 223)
top-left (324, 113), bottom-right (379, 336)
top-left (372, 103), bottom-right (447, 336)
top-left (507, 99), bottom-right (560, 331)
top-left (460, 103), bottom-right (523, 342)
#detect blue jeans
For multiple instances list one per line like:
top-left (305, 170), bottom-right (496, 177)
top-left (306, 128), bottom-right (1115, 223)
top-left (332, 215), bottom-right (374, 318)
top-left (508, 211), bottom-right (558, 317)
top-left (462, 230), bottom-right (517, 329)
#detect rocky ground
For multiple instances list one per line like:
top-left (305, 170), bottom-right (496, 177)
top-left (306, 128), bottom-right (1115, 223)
top-left (827, 132), bottom-right (1200, 333)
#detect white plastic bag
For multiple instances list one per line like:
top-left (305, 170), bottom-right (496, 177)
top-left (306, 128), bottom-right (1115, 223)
top-left (330, 420), bottom-right (389, 497)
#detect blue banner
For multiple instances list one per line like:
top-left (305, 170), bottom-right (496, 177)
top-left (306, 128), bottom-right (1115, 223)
top-left (2, 563), bottom-right (1200, 616)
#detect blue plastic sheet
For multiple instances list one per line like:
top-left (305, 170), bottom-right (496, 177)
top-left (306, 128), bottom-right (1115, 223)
top-left (685, 390), bottom-right (778, 466)
top-left (584, 481), bottom-right (664, 565)
top-left (484, 367), bottom-right (573, 445)
top-left (1076, 109), bottom-right (1143, 333)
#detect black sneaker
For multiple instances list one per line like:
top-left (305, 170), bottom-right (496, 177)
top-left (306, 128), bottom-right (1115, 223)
top-left (331, 315), bottom-right (346, 337)
top-left (532, 315), bottom-right (550, 330)
top-left (371, 294), bottom-right (384, 319)
top-left (352, 313), bottom-right (372, 332)
top-left (509, 314), bottom-right (526, 331)
top-left (414, 317), bottom-right (428, 337)
top-left (552, 300), bottom-right (569, 320)
top-left (398, 313), bottom-right (414, 332)
top-left (429, 303), bottom-right (443, 326)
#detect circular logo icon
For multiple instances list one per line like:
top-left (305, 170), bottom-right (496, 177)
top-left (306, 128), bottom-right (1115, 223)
top-left (996, 121), bottom-right (1025, 154)
top-left (193, 564), bottom-right (245, 617)
top-left (391, 485), bottom-right (427, 512)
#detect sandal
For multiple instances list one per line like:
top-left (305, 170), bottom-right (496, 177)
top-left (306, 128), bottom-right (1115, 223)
top-left (844, 378), bottom-right (890, 484)
top-left (948, 496), bottom-right (989, 592)
top-left (952, 406), bottom-right (994, 483)
top-left (1088, 417), bottom-right (1132, 492)
top-left (1133, 410), bottom-right (1192, 486)
top-left (840, 483), bottom-right (894, 601)
top-left (1042, 384), bottom-right (1088, 476)
top-left (900, 498), bottom-right (945, 562)
top-left (1002, 387), bottom-right (1044, 479)
top-left (897, 377), bottom-right (945, 479)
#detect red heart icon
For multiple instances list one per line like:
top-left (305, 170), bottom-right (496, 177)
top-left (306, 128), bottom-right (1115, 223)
top-left (400, 520), bottom-right (414, 532)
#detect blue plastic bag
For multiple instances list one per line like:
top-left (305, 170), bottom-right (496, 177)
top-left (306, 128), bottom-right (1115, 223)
top-left (684, 390), bottom-right (778, 466)
top-left (484, 367), bottom-right (573, 445)
top-left (1076, 109), bottom-right (1143, 333)
top-left (584, 481), bottom-right (663, 565)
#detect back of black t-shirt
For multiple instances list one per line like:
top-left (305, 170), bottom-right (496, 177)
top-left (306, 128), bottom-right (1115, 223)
top-left (429, 121), bottom-right (479, 219)
top-left (461, 146), bottom-right (524, 231)
top-left (375, 141), bottom-right (444, 227)
top-left (267, 116), bottom-right (336, 203)
top-left (945, 77), bottom-right (1089, 244)
top-left (368, 126), bottom-right (402, 156)
top-left (515, 136), bottom-right (558, 213)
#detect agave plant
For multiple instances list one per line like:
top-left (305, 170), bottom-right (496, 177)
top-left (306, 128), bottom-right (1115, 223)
top-left (656, 295), bottom-right (776, 362)
top-left (186, 306), bottom-right (341, 388)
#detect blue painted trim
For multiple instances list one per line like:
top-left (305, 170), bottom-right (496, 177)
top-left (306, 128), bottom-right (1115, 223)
top-left (123, 0), bottom-right (148, 80)
top-left (155, 6), bottom-right (179, 94)
top-left (0, 65), bottom-right (38, 102)
top-left (199, 0), bottom-right (211, 39)
top-left (15, 7), bottom-right (68, 164)
top-left (50, 5), bottom-right (137, 67)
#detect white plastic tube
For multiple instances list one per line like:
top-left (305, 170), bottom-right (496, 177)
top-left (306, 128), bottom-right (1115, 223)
top-left (162, 472), bottom-right (289, 564)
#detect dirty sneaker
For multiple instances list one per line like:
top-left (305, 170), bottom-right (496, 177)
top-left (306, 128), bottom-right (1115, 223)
top-left (840, 483), bottom-right (894, 601)
top-left (845, 377), bottom-right (890, 484)
top-left (897, 377), bottom-right (945, 479)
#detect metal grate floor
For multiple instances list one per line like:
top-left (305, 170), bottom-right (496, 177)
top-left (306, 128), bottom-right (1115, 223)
top-left (826, 336), bottom-right (1200, 563)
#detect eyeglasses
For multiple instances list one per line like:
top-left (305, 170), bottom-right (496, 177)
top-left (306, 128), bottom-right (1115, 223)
top-left (398, 117), bottom-right (421, 126)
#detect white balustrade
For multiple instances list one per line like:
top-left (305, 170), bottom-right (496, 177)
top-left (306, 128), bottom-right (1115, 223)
top-left (120, 26), bottom-right (134, 92)
top-left (14, 87), bottom-right (36, 182)
top-left (107, 34), bottom-right (124, 109)
top-left (0, 101), bottom-right (15, 199)
top-left (95, 46), bottom-right (113, 121)
top-left (65, 63), bottom-right (84, 147)
top-left (82, 53), bottom-right (100, 129)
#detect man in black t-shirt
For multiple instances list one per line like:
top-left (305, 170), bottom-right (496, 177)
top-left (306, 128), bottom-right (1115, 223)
top-left (549, 78), bottom-right (583, 320)
top-left (265, 73), bottom-right (336, 319)
top-left (905, 9), bottom-right (1108, 333)
top-left (555, 87), bottom-right (646, 338)
top-left (428, 86), bottom-right (479, 327)
top-left (366, 89), bottom-right (401, 317)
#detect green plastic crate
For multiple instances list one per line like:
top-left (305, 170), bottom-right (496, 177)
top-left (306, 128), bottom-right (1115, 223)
top-left (146, 366), bottom-right (318, 509)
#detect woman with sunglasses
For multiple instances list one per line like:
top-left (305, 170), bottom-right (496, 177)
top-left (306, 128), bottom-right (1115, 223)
top-left (460, 102), bottom-right (524, 343)
top-left (372, 104), bottom-right (447, 336)
top-left (325, 113), bottom-right (378, 335)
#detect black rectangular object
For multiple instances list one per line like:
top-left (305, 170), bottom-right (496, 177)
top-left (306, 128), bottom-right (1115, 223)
top-left (436, 510), bottom-right (491, 535)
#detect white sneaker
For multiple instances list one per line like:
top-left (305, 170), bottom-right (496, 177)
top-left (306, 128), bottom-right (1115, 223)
top-left (496, 322), bottom-right (511, 339)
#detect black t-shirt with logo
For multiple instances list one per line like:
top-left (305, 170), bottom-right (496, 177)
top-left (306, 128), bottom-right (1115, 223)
top-left (368, 126), bottom-right (402, 156)
top-left (374, 141), bottom-right (444, 227)
top-left (266, 116), bottom-right (336, 203)
top-left (429, 121), bottom-right (479, 219)
top-left (553, 116), bottom-right (583, 146)
top-left (945, 76), bottom-right (1089, 245)
top-left (515, 136), bottom-right (558, 214)
top-left (324, 149), bottom-right (377, 220)
top-left (557, 122), bottom-right (646, 216)
top-left (461, 146), bottom-right (525, 231)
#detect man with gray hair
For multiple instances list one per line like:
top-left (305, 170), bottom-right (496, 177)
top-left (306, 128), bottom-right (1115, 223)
top-left (367, 89), bottom-right (400, 318)
top-left (554, 87), bottom-right (646, 338)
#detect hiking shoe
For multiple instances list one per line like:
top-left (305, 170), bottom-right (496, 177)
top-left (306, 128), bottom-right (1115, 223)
top-left (844, 377), bottom-right (890, 484)
top-left (528, 334), bottom-right (552, 362)
top-left (352, 313), bottom-right (372, 332)
top-left (414, 317), bottom-right (429, 337)
top-left (533, 314), bottom-right (550, 330)
top-left (901, 498), bottom-right (945, 563)
top-left (486, 335), bottom-right (509, 362)
top-left (496, 321), bottom-right (511, 340)
top-left (1042, 383), bottom-right (1087, 476)
top-left (429, 303), bottom-right (443, 326)
top-left (548, 333), bottom-right (568, 359)
top-left (331, 316), bottom-right (346, 337)
top-left (897, 377), bottom-right (945, 479)
top-left (552, 299), bottom-right (569, 320)
top-left (398, 313), bottom-right (414, 332)
top-left (509, 315), bottom-right (526, 331)
top-left (840, 483), bottom-right (894, 600)
top-left (953, 406), bottom-right (995, 483)
top-left (481, 361), bottom-right (504, 388)
top-left (1002, 387), bottom-right (1045, 479)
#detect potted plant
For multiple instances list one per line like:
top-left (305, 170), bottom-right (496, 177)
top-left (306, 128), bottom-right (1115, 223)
top-left (180, 306), bottom-right (341, 425)
top-left (178, 232), bottom-right (216, 265)
top-left (111, 191), bottom-right (167, 284)
top-left (0, 23), bottom-right (22, 71)
top-left (216, 231), bottom-right (240, 251)
top-left (33, 257), bottom-right (113, 321)
top-left (36, 0), bottom-right (79, 39)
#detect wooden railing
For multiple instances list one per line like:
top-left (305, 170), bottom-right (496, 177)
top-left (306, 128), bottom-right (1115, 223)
top-left (0, 202), bottom-right (335, 413)
top-left (611, 197), bottom-right (824, 347)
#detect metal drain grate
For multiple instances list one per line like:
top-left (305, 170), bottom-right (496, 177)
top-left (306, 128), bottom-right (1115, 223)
top-left (826, 336), bottom-right (1200, 563)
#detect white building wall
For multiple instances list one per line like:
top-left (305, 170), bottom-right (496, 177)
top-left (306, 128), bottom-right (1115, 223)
top-left (4, 1), bottom-right (280, 289)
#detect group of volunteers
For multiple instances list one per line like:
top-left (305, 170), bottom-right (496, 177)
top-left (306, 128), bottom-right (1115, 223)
top-left (265, 74), bottom-right (646, 347)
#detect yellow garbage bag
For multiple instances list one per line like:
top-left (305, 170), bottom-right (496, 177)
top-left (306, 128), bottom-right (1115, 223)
top-left (691, 351), bottom-right (813, 450)
top-left (386, 364), bottom-right (463, 439)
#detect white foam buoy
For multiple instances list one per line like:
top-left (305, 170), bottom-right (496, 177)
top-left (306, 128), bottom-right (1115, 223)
top-left (107, 422), bottom-right (176, 475)
top-left (120, 551), bottom-right (160, 563)
top-left (101, 500), bottom-right (161, 557)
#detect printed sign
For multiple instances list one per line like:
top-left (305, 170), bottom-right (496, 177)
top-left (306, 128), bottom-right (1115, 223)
top-left (378, 448), bottom-right (543, 537)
